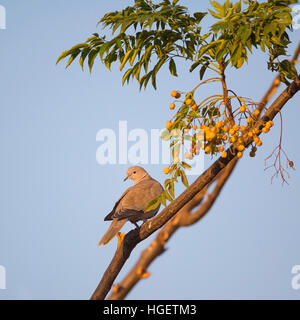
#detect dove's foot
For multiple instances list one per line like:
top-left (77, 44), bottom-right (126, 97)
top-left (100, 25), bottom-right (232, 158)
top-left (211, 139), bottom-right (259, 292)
top-left (131, 221), bottom-right (140, 229)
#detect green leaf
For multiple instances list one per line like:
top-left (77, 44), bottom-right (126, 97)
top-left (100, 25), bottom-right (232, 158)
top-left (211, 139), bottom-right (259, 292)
top-left (56, 0), bottom-right (296, 91)
top-left (189, 61), bottom-right (201, 72)
top-left (180, 169), bottom-right (189, 188)
top-left (99, 42), bottom-right (111, 60)
top-left (142, 71), bottom-right (153, 90)
top-left (151, 72), bottom-right (157, 89)
top-left (240, 26), bottom-right (252, 44)
top-left (167, 181), bottom-right (175, 198)
top-left (208, 9), bottom-right (222, 19)
top-left (145, 196), bottom-right (161, 212)
top-left (194, 12), bottom-right (207, 23)
top-left (233, 1), bottom-right (241, 13)
top-left (122, 68), bottom-right (133, 85)
top-left (199, 64), bottom-right (208, 80)
top-left (160, 193), bottom-right (167, 206)
top-left (164, 189), bottom-right (173, 202)
top-left (210, 1), bottom-right (223, 14)
top-left (88, 49), bottom-right (99, 72)
top-left (120, 49), bottom-right (133, 71)
top-left (181, 162), bottom-right (192, 170)
top-left (79, 47), bottom-right (90, 71)
top-left (65, 52), bottom-right (80, 68)
top-left (169, 58), bottom-right (178, 77)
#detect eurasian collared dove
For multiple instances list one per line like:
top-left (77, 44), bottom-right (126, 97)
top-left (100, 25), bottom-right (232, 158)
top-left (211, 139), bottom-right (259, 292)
top-left (98, 166), bottom-right (164, 246)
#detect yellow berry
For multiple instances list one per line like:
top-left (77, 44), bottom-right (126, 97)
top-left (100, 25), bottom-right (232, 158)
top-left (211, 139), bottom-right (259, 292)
top-left (193, 125), bottom-right (198, 130)
top-left (246, 117), bottom-right (252, 124)
top-left (254, 109), bottom-right (260, 117)
top-left (248, 132), bottom-right (253, 138)
top-left (253, 127), bottom-right (260, 134)
top-left (169, 103), bottom-right (175, 110)
top-left (222, 134), bottom-right (228, 141)
top-left (237, 151), bottom-right (243, 158)
top-left (229, 128), bottom-right (235, 136)
top-left (233, 125), bottom-right (239, 131)
top-left (171, 90), bottom-right (180, 99)
top-left (240, 106), bottom-right (246, 112)
top-left (166, 121), bottom-right (173, 129)
top-left (238, 144), bottom-right (245, 151)
top-left (218, 145), bottom-right (224, 152)
top-left (262, 127), bottom-right (269, 133)
top-left (256, 140), bottom-right (262, 147)
top-left (205, 146), bottom-right (212, 153)
top-left (266, 121), bottom-right (274, 128)
top-left (191, 104), bottom-right (198, 111)
top-left (229, 136), bottom-right (236, 143)
top-left (209, 132), bottom-right (216, 140)
top-left (240, 125), bottom-right (246, 132)
top-left (221, 151), bottom-right (227, 158)
top-left (163, 167), bottom-right (170, 174)
top-left (253, 136), bottom-right (260, 143)
top-left (223, 126), bottom-right (229, 132)
top-left (185, 98), bottom-right (193, 105)
top-left (216, 121), bottom-right (224, 128)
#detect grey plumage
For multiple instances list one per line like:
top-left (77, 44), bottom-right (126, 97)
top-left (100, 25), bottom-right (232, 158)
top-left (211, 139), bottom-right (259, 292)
top-left (98, 166), bottom-right (163, 246)
top-left (97, 219), bottom-right (126, 246)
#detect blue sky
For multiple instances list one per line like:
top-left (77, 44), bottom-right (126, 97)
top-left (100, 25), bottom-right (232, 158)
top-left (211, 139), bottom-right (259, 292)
top-left (0, 0), bottom-right (300, 299)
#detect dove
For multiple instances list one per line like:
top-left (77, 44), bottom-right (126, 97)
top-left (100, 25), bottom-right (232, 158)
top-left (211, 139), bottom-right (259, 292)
top-left (98, 166), bottom-right (164, 246)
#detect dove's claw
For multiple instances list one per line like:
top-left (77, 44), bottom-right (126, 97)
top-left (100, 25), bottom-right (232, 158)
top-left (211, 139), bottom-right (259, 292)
top-left (132, 221), bottom-right (140, 229)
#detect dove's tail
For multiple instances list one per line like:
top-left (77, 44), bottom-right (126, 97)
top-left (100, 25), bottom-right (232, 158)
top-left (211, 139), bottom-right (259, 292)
top-left (98, 219), bottom-right (127, 246)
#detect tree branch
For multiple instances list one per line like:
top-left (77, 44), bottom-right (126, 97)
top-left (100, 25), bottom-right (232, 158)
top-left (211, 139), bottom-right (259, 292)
top-left (90, 73), bottom-right (300, 300)
top-left (108, 158), bottom-right (238, 300)
top-left (257, 42), bottom-right (300, 114)
top-left (220, 62), bottom-right (234, 123)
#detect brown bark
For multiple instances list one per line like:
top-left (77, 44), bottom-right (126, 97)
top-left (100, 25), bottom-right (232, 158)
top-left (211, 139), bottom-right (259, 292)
top-left (220, 62), bottom-right (234, 123)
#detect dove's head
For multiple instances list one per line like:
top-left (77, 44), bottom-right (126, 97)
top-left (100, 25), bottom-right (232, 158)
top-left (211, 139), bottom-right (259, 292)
top-left (124, 166), bottom-right (150, 185)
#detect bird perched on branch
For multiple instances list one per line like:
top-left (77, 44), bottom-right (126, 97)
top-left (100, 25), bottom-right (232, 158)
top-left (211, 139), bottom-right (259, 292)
top-left (98, 166), bottom-right (163, 246)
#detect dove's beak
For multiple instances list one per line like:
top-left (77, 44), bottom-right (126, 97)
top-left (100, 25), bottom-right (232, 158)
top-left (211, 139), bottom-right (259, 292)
top-left (123, 176), bottom-right (129, 181)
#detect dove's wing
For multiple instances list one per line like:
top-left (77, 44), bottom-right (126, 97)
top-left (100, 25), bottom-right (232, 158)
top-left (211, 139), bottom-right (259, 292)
top-left (113, 178), bottom-right (163, 221)
top-left (104, 187), bottom-right (132, 221)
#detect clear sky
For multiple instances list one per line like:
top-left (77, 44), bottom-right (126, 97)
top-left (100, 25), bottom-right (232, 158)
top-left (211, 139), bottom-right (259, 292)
top-left (0, 0), bottom-right (300, 300)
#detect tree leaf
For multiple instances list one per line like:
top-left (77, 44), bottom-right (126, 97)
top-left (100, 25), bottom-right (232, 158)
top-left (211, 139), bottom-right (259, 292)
top-left (180, 169), bottom-right (189, 188)
top-left (88, 49), bottom-right (99, 72)
top-left (169, 58), bottom-right (178, 77)
top-left (145, 196), bottom-right (161, 212)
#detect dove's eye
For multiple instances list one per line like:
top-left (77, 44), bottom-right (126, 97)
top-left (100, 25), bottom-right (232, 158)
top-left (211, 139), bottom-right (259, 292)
top-left (133, 171), bottom-right (136, 174)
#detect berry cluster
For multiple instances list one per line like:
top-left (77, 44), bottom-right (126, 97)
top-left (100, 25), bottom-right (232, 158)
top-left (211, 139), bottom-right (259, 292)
top-left (163, 90), bottom-right (274, 173)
